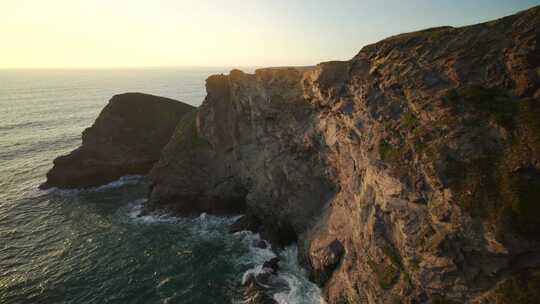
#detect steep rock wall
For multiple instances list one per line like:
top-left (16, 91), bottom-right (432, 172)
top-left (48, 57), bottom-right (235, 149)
top-left (148, 69), bottom-right (334, 240)
top-left (148, 7), bottom-right (540, 303)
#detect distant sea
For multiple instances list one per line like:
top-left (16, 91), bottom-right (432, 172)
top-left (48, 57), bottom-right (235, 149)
top-left (0, 68), bottom-right (323, 304)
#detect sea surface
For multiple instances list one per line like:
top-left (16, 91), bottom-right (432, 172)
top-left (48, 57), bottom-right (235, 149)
top-left (0, 68), bottom-right (323, 304)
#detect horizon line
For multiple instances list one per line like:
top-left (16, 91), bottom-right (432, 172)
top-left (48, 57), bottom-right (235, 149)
top-left (0, 65), bottom-right (269, 71)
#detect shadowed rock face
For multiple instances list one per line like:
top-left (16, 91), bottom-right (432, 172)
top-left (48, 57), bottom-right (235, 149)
top-left (147, 69), bottom-right (334, 236)
top-left (40, 93), bottom-right (194, 189)
top-left (147, 6), bottom-right (540, 303)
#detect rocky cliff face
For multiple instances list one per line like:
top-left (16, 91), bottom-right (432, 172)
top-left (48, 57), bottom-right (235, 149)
top-left (147, 7), bottom-right (540, 303)
top-left (41, 93), bottom-right (194, 189)
top-left (147, 69), bottom-right (334, 240)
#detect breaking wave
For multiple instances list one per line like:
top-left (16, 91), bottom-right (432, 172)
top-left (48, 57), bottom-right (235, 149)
top-left (126, 199), bottom-right (325, 303)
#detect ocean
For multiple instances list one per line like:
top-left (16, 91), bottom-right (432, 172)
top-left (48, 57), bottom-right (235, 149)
top-left (0, 68), bottom-right (323, 304)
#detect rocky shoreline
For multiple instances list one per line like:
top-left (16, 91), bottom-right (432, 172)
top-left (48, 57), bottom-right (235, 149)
top-left (43, 6), bottom-right (540, 304)
top-left (40, 93), bottom-right (194, 189)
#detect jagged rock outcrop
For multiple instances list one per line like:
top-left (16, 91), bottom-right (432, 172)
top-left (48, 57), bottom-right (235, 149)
top-left (147, 6), bottom-right (540, 303)
top-left (41, 93), bottom-right (194, 189)
top-left (147, 69), bottom-right (334, 240)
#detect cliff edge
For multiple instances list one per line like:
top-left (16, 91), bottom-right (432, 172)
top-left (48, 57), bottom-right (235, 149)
top-left (41, 93), bottom-right (194, 189)
top-left (147, 6), bottom-right (540, 303)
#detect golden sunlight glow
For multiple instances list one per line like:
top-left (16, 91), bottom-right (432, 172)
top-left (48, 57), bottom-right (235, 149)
top-left (0, 0), bottom-right (322, 68)
top-left (1, 0), bottom-right (536, 68)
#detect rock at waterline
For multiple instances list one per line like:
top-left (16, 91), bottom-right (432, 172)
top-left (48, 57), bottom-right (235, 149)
top-left (40, 93), bottom-right (194, 189)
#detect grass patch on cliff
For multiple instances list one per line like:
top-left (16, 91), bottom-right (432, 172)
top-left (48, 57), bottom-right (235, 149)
top-left (445, 85), bottom-right (515, 129)
top-left (445, 96), bottom-right (540, 238)
top-left (402, 111), bottom-right (419, 131)
top-left (379, 139), bottom-right (411, 178)
top-left (491, 270), bottom-right (540, 304)
top-left (368, 259), bottom-right (400, 290)
top-left (447, 155), bottom-right (540, 237)
top-left (380, 265), bottom-right (400, 290)
top-left (367, 244), bottom-right (404, 290)
top-left (382, 85), bottom-right (540, 237)
top-left (382, 244), bottom-right (402, 269)
top-left (380, 113), bottom-right (425, 179)
top-left (167, 110), bottom-right (210, 154)
top-left (432, 295), bottom-right (459, 304)
top-left (446, 155), bottom-right (502, 218)
top-left (379, 140), bottom-right (396, 162)
top-left (514, 97), bottom-right (540, 150)
top-left (502, 97), bottom-right (540, 234)
top-left (388, 26), bottom-right (453, 43)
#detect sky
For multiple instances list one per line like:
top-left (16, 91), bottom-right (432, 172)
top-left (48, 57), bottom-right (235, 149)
top-left (1, 0), bottom-right (538, 69)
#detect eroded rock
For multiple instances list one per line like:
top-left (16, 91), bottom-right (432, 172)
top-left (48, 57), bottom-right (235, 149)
top-left (147, 6), bottom-right (540, 303)
top-left (41, 93), bottom-right (194, 189)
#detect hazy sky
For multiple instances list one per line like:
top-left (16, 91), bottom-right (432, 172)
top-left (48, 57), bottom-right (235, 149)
top-left (1, 0), bottom-right (538, 69)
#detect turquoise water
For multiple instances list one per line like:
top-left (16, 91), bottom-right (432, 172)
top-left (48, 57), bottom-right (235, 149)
top-left (0, 69), bottom-right (322, 304)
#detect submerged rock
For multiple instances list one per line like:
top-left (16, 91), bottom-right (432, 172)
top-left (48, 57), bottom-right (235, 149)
top-left (40, 93), bottom-right (194, 189)
top-left (244, 274), bottom-right (278, 304)
top-left (229, 215), bottom-right (262, 234)
top-left (243, 258), bottom-right (282, 304)
top-left (148, 6), bottom-right (540, 304)
top-left (263, 257), bottom-right (280, 274)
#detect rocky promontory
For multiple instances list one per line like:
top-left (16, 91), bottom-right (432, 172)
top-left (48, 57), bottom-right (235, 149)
top-left (42, 5), bottom-right (540, 304)
top-left (40, 93), bottom-right (194, 189)
top-left (147, 6), bottom-right (540, 303)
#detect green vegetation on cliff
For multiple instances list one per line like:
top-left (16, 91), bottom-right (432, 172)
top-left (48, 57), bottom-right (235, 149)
top-left (444, 86), bottom-right (540, 237)
top-left (491, 270), bottom-right (540, 304)
top-left (165, 110), bottom-right (210, 156)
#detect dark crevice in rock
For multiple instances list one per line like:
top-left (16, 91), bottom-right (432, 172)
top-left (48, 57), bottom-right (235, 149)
top-left (229, 213), bottom-right (298, 248)
top-left (229, 214), bottom-right (262, 234)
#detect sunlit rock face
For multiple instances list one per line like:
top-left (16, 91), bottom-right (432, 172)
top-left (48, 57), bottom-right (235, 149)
top-left (148, 6), bottom-right (540, 303)
top-left (41, 93), bottom-right (194, 189)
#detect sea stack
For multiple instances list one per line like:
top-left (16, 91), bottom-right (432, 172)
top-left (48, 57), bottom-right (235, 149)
top-left (40, 93), bottom-right (194, 189)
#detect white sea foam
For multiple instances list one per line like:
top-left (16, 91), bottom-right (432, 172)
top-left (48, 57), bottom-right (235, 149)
top-left (235, 231), bottom-right (277, 266)
top-left (36, 185), bottom-right (78, 197)
top-left (156, 276), bottom-right (173, 289)
top-left (125, 201), bottom-right (325, 304)
top-left (234, 229), bottom-right (325, 304)
top-left (241, 264), bottom-right (266, 285)
top-left (40, 175), bottom-right (146, 196)
top-left (126, 199), bottom-right (180, 224)
top-left (273, 246), bottom-right (326, 304)
top-left (126, 200), bottom-right (242, 228)
top-left (92, 175), bottom-right (145, 191)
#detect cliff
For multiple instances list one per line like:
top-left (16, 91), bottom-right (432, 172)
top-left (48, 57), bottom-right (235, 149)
top-left (41, 93), bottom-right (194, 189)
top-left (147, 6), bottom-right (540, 303)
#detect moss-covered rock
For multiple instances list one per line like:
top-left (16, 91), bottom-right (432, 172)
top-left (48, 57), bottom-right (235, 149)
top-left (444, 95), bottom-right (540, 238)
top-left (445, 85), bottom-right (516, 129)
